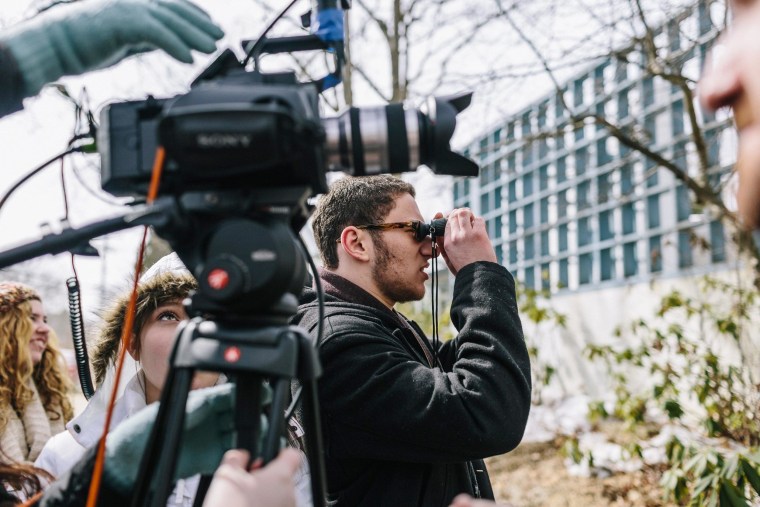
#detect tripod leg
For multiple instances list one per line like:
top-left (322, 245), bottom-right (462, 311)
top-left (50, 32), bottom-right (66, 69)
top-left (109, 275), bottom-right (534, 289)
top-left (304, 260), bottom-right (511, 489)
top-left (262, 377), bottom-right (289, 463)
top-left (233, 373), bottom-right (262, 465)
top-left (300, 377), bottom-right (327, 507)
top-left (131, 365), bottom-right (193, 507)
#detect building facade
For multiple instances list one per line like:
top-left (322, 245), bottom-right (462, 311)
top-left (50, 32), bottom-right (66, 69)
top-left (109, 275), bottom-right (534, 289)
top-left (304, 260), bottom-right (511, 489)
top-left (456, 0), bottom-right (736, 295)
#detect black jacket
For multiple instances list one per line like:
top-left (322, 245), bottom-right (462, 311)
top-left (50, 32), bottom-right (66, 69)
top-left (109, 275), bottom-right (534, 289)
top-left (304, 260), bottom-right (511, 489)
top-left (293, 261), bottom-right (531, 507)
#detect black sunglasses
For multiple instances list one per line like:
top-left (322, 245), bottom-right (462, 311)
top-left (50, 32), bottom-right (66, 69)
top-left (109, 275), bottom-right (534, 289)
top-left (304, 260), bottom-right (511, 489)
top-left (353, 218), bottom-right (447, 242)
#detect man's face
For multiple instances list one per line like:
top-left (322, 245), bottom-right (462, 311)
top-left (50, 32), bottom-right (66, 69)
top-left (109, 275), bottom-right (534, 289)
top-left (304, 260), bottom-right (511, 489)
top-left (370, 193), bottom-right (435, 305)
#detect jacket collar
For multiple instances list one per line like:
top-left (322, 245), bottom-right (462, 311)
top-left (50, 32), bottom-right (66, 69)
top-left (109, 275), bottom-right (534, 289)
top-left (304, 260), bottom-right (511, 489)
top-left (65, 373), bottom-right (147, 448)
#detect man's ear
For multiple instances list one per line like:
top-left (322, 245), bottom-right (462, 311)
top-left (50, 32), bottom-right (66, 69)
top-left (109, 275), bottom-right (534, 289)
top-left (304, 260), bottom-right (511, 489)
top-left (339, 227), bottom-right (372, 263)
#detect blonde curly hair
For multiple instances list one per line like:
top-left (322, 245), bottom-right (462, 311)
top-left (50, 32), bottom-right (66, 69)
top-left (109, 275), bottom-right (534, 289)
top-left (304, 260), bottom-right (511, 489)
top-left (0, 297), bottom-right (73, 433)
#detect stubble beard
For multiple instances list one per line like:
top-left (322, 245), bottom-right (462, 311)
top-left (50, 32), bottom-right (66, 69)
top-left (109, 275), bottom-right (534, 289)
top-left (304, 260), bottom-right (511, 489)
top-left (371, 236), bottom-right (425, 304)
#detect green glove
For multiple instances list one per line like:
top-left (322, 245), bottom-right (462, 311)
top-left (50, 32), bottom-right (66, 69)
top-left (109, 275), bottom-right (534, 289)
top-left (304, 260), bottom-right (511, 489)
top-left (102, 382), bottom-right (271, 494)
top-left (0, 0), bottom-right (225, 97)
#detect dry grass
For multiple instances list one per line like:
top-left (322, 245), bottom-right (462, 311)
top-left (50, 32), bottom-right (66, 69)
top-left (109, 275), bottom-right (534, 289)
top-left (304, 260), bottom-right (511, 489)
top-left (487, 437), bottom-right (675, 507)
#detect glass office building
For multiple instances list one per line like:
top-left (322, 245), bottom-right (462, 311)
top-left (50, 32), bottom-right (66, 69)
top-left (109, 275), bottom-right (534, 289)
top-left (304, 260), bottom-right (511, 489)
top-left (456, 1), bottom-right (735, 294)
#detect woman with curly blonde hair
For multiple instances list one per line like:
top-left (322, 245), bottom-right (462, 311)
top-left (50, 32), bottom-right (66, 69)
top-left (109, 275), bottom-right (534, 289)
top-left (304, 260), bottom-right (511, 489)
top-left (0, 282), bottom-right (73, 465)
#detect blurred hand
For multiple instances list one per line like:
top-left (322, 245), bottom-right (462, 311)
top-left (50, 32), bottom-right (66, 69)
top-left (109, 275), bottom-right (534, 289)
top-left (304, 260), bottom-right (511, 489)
top-left (203, 448), bottom-right (302, 507)
top-left (700, 0), bottom-right (760, 228)
top-left (434, 208), bottom-right (497, 276)
top-left (449, 494), bottom-right (514, 507)
top-left (0, 0), bottom-right (224, 97)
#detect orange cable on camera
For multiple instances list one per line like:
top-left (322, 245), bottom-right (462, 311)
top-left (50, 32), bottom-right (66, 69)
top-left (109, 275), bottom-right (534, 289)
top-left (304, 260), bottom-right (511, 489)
top-left (86, 147), bottom-right (166, 507)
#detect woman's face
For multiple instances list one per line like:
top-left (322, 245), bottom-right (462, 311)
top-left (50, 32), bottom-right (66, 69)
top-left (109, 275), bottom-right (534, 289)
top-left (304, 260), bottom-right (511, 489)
top-left (132, 300), bottom-right (219, 404)
top-left (28, 299), bottom-right (50, 365)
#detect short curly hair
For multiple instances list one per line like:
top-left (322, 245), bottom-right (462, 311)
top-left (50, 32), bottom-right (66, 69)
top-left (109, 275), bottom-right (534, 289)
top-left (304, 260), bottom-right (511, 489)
top-left (311, 175), bottom-right (415, 269)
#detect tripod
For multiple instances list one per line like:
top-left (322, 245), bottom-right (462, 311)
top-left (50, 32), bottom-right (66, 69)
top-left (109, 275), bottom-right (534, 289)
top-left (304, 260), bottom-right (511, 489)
top-left (132, 298), bottom-right (327, 507)
top-left (119, 207), bottom-right (329, 507)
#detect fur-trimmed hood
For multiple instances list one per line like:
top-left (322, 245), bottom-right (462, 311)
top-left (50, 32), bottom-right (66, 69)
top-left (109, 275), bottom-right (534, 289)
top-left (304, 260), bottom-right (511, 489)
top-left (90, 270), bottom-right (197, 386)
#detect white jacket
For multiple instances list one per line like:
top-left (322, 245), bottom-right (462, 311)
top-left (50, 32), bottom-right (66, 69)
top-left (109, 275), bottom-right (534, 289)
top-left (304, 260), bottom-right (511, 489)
top-left (35, 373), bottom-right (201, 506)
top-left (36, 372), bottom-right (313, 507)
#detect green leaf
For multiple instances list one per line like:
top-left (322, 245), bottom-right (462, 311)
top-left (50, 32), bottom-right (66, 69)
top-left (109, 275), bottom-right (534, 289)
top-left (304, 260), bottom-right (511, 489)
top-left (741, 459), bottom-right (760, 495)
top-left (664, 399), bottom-right (684, 420)
top-left (719, 480), bottom-right (749, 507)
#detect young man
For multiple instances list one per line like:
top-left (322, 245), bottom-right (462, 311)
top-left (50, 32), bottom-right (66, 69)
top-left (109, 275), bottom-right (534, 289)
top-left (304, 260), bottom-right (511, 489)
top-left (294, 175), bottom-right (531, 506)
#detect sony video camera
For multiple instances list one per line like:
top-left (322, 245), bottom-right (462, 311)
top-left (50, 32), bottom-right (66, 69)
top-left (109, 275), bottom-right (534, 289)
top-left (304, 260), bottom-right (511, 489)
top-left (97, 24), bottom-right (478, 200)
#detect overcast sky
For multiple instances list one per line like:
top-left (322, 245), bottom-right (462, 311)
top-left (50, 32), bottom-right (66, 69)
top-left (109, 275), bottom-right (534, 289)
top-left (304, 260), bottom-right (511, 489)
top-left (0, 0), bottom-right (702, 321)
top-left (0, 1), bottom-right (464, 321)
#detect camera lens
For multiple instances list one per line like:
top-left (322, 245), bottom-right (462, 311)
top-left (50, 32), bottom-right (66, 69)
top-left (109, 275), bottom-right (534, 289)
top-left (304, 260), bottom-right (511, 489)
top-left (322, 92), bottom-right (478, 177)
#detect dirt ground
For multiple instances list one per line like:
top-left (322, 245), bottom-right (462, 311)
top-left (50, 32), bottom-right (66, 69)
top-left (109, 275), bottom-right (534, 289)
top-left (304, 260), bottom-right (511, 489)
top-left (487, 438), bottom-right (674, 507)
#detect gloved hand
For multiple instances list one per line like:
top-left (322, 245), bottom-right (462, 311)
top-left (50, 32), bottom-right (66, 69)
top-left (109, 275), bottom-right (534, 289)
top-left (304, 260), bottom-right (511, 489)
top-left (102, 382), bottom-right (270, 494)
top-left (0, 0), bottom-right (224, 97)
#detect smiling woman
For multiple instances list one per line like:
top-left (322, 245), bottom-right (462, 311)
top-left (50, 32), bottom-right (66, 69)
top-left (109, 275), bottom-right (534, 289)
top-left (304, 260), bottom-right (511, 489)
top-left (0, 282), bottom-right (73, 465)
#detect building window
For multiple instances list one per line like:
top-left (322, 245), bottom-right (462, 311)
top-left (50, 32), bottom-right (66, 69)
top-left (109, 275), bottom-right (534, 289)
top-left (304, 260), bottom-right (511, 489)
top-left (644, 114), bottom-right (657, 146)
top-left (557, 157), bottom-right (567, 183)
top-left (710, 220), bottom-right (725, 263)
top-left (620, 164), bottom-right (633, 194)
top-left (698, 0), bottom-right (712, 35)
top-left (489, 215), bottom-right (503, 239)
top-left (647, 194), bottom-right (661, 229)
top-left (480, 193), bottom-right (490, 214)
top-left (509, 240), bottom-right (518, 265)
top-left (577, 180), bottom-right (591, 210)
top-left (523, 172), bottom-right (534, 198)
top-left (559, 258), bottom-right (569, 288)
top-left (509, 210), bottom-right (518, 234)
top-left (676, 184), bottom-right (691, 222)
top-left (672, 100), bottom-right (684, 136)
top-left (576, 147), bottom-right (588, 176)
top-left (524, 266), bottom-right (535, 290)
top-left (524, 234), bottom-right (535, 261)
top-left (558, 224), bottom-right (568, 252)
top-left (645, 157), bottom-right (658, 188)
top-left (643, 76), bottom-right (655, 108)
top-left (541, 263), bottom-right (551, 290)
top-left (558, 190), bottom-right (568, 217)
top-left (524, 203), bottom-right (535, 229)
top-left (617, 89), bottom-right (629, 120)
top-left (599, 210), bottom-right (614, 240)
top-left (508, 179), bottom-right (517, 201)
top-left (679, 229), bottom-right (693, 268)
top-left (495, 186), bottom-right (502, 209)
top-left (622, 203), bottom-right (636, 235)
top-left (649, 235), bottom-right (662, 273)
top-left (597, 172), bottom-right (611, 203)
top-left (574, 78), bottom-right (584, 107)
top-left (539, 165), bottom-right (549, 191)
top-left (623, 241), bottom-right (638, 277)
top-left (541, 230), bottom-right (550, 257)
top-left (578, 217), bottom-right (593, 247)
top-left (523, 144), bottom-right (534, 168)
top-left (600, 248), bottom-right (614, 281)
top-left (597, 139), bottom-right (610, 166)
top-left (495, 243), bottom-right (504, 265)
top-left (540, 198), bottom-right (549, 223)
top-left (579, 253), bottom-right (593, 285)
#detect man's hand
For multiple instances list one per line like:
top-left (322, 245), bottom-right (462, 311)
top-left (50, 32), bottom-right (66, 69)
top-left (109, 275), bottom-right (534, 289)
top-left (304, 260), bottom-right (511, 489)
top-left (700, 0), bottom-right (760, 228)
top-left (0, 0), bottom-right (224, 97)
top-left (434, 208), bottom-right (497, 276)
top-left (203, 448), bottom-right (302, 507)
top-left (449, 494), bottom-right (515, 507)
